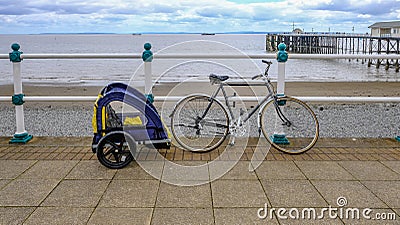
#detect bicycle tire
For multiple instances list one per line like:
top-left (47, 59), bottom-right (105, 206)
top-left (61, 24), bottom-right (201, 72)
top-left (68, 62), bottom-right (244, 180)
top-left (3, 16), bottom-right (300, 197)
top-left (170, 95), bottom-right (230, 152)
top-left (259, 96), bottom-right (319, 154)
top-left (96, 131), bottom-right (135, 169)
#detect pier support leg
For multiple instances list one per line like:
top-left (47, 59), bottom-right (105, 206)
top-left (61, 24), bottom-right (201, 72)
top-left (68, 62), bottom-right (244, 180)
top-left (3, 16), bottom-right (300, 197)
top-left (385, 60), bottom-right (390, 70)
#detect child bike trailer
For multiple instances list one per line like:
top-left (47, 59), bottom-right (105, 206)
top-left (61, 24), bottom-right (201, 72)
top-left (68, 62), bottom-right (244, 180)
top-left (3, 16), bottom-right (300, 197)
top-left (91, 82), bottom-right (170, 169)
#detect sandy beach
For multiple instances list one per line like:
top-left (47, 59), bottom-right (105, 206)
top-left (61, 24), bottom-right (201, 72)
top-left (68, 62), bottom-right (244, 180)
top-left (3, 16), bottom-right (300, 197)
top-left (0, 81), bottom-right (399, 97)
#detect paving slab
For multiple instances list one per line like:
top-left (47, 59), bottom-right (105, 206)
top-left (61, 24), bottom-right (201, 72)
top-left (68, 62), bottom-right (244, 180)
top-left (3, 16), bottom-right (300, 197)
top-left (65, 160), bottom-right (116, 180)
top-left (0, 179), bottom-right (11, 190)
top-left (156, 182), bottom-right (211, 208)
top-left (99, 180), bottom-right (159, 208)
top-left (162, 161), bottom-right (209, 185)
top-left (114, 161), bottom-right (163, 180)
top-left (214, 208), bottom-right (279, 225)
top-left (20, 160), bottom-right (78, 179)
top-left (254, 161), bottom-right (307, 180)
top-left (210, 161), bottom-right (258, 180)
top-left (88, 207), bottom-right (153, 225)
top-left (0, 136), bottom-right (398, 224)
top-left (381, 161), bottom-right (400, 174)
top-left (0, 160), bottom-right (36, 179)
top-left (362, 181), bottom-right (400, 208)
top-left (151, 208), bottom-right (214, 225)
top-left (261, 179), bottom-right (327, 208)
top-left (212, 180), bottom-right (268, 208)
top-left (312, 180), bottom-right (387, 208)
top-left (0, 179), bottom-right (60, 206)
top-left (339, 161), bottom-right (400, 181)
top-left (24, 207), bottom-right (94, 225)
top-left (41, 180), bottom-right (109, 207)
top-left (295, 161), bottom-right (355, 180)
top-left (0, 207), bottom-right (35, 225)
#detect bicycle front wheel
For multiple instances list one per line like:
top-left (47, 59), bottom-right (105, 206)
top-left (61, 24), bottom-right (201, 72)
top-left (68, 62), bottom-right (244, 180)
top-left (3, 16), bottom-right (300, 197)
top-left (170, 95), bottom-right (230, 152)
top-left (260, 96), bottom-right (319, 154)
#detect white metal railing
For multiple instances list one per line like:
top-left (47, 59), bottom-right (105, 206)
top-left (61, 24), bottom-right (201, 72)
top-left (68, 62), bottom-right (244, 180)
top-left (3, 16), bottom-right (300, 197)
top-left (1, 53), bottom-right (400, 60)
top-left (1, 53), bottom-right (399, 103)
top-left (2, 43), bottom-right (400, 142)
top-left (2, 96), bottom-right (400, 103)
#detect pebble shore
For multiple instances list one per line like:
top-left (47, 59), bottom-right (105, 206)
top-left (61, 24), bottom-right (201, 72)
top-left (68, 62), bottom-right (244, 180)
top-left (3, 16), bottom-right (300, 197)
top-left (1, 103), bottom-right (399, 138)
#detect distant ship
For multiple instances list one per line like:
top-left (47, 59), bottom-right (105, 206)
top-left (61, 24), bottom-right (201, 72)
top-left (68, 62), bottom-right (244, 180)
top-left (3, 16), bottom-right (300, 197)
top-left (201, 33), bottom-right (215, 35)
top-left (132, 33), bottom-right (142, 35)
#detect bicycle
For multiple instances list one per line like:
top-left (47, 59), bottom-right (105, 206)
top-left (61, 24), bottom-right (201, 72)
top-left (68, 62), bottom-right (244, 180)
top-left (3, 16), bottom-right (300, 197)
top-left (170, 60), bottom-right (319, 154)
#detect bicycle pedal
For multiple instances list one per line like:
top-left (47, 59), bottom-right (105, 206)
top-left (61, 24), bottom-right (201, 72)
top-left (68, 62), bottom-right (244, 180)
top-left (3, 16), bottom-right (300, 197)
top-left (229, 136), bottom-right (236, 146)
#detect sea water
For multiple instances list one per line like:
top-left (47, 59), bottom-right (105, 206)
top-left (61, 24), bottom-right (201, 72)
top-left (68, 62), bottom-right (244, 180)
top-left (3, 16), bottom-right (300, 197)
top-left (0, 34), bottom-right (398, 86)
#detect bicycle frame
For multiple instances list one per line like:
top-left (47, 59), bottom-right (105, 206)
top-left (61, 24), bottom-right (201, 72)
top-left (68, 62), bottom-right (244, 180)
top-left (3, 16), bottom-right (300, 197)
top-left (200, 80), bottom-right (276, 127)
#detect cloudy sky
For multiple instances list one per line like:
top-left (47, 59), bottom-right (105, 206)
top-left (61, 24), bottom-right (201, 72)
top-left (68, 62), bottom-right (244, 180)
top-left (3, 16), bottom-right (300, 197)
top-left (0, 0), bottom-right (399, 34)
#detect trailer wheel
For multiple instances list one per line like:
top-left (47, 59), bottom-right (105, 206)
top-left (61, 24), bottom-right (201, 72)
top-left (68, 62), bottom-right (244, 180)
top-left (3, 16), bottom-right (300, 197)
top-left (96, 131), bottom-right (136, 169)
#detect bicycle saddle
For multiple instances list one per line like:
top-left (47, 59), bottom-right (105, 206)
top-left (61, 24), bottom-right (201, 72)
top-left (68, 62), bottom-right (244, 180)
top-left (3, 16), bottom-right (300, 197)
top-left (209, 74), bottom-right (230, 81)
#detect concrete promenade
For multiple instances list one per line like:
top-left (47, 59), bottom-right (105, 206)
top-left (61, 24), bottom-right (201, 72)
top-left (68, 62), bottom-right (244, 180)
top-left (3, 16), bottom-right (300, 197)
top-left (0, 137), bottom-right (399, 224)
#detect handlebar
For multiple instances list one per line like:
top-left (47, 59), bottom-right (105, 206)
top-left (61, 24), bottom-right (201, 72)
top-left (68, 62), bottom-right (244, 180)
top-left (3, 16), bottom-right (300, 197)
top-left (262, 60), bottom-right (272, 65)
top-left (252, 60), bottom-right (272, 80)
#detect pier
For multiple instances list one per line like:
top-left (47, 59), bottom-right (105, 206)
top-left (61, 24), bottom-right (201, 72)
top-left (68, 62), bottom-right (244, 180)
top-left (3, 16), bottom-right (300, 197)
top-left (266, 34), bottom-right (400, 72)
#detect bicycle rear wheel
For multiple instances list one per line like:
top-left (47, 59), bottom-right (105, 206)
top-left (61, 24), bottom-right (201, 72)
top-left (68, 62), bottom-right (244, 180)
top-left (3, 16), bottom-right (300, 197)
top-left (260, 96), bottom-right (319, 154)
top-left (170, 95), bottom-right (230, 152)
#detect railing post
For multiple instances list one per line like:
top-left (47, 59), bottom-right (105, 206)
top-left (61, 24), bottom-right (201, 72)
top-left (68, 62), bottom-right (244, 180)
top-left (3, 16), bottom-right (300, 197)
top-left (142, 43), bottom-right (154, 103)
top-left (276, 43), bottom-right (288, 96)
top-left (9, 43), bottom-right (33, 144)
top-left (272, 43), bottom-right (289, 145)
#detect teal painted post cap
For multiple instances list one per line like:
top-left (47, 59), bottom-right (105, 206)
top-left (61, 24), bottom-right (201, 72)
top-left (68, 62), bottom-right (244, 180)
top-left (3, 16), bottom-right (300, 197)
top-left (142, 43), bottom-right (153, 62)
top-left (277, 43), bottom-right (288, 62)
top-left (9, 43), bottom-right (23, 62)
top-left (278, 43), bottom-right (286, 51)
top-left (12, 94), bottom-right (25, 105)
top-left (145, 93), bottom-right (154, 103)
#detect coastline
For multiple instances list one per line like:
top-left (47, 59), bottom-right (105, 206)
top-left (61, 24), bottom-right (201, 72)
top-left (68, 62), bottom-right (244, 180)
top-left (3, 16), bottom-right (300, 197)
top-left (0, 81), bottom-right (399, 97)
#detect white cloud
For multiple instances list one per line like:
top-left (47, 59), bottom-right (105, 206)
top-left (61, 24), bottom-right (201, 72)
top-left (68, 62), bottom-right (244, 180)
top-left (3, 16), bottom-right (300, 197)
top-left (0, 0), bottom-right (399, 33)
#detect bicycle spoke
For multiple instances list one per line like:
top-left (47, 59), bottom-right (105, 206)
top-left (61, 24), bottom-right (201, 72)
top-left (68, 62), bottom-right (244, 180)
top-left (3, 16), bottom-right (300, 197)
top-left (112, 152), bottom-right (120, 162)
top-left (104, 146), bottom-right (114, 157)
top-left (260, 97), bottom-right (319, 154)
top-left (171, 95), bottom-right (229, 152)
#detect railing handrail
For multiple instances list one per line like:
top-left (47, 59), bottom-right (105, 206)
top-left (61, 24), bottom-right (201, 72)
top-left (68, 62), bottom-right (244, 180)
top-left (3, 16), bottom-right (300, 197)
top-left (1, 53), bottom-right (400, 60)
top-left (1, 96), bottom-right (400, 103)
top-left (1, 52), bottom-right (399, 103)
